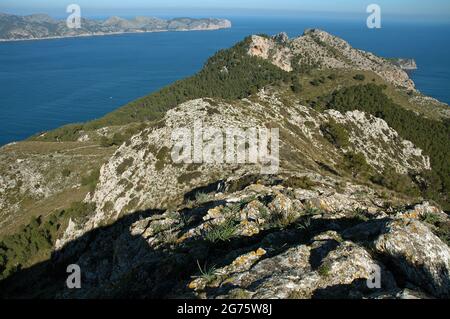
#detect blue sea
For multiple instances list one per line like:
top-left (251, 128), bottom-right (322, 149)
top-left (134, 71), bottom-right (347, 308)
top-left (1, 16), bottom-right (449, 146)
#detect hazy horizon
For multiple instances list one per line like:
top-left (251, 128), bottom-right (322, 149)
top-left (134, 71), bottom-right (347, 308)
top-left (1, 0), bottom-right (449, 23)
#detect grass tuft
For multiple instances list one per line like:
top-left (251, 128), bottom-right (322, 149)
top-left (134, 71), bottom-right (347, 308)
top-left (204, 218), bottom-right (239, 243)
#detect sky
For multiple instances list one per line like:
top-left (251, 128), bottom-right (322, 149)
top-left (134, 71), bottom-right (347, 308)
top-left (1, 0), bottom-right (449, 20)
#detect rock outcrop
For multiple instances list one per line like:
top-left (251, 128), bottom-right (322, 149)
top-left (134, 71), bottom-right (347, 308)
top-left (40, 91), bottom-right (446, 300)
top-left (6, 175), bottom-right (446, 299)
top-left (374, 219), bottom-right (450, 298)
top-left (53, 90), bottom-right (430, 249)
top-left (247, 30), bottom-right (416, 90)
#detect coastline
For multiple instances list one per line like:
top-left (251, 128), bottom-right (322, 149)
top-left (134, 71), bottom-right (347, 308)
top-left (0, 25), bottom-right (232, 43)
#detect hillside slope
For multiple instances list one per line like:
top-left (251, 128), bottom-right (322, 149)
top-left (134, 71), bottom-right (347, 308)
top-left (0, 30), bottom-right (449, 299)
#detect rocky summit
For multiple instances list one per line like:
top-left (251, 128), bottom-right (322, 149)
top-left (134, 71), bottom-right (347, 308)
top-left (0, 30), bottom-right (449, 299)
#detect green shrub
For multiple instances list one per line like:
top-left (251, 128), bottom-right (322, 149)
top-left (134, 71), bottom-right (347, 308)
top-left (421, 213), bottom-right (441, 225)
top-left (29, 123), bottom-right (84, 142)
top-left (342, 152), bottom-right (372, 178)
top-left (318, 262), bottom-right (332, 277)
top-left (61, 168), bottom-right (71, 178)
top-left (65, 201), bottom-right (96, 222)
top-left (352, 208), bottom-right (369, 223)
top-left (320, 119), bottom-right (350, 148)
top-left (282, 176), bottom-right (316, 190)
top-left (297, 216), bottom-right (312, 234)
top-left (0, 201), bottom-right (95, 281)
top-left (192, 260), bottom-right (217, 283)
top-left (204, 218), bottom-right (239, 243)
top-left (155, 147), bottom-right (170, 171)
top-left (81, 168), bottom-right (100, 192)
top-left (116, 157), bottom-right (134, 175)
top-left (328, 74), bottom-right (337, 80)
top-left (0, 216), bottom-right (53, 280)
top-left (100, 136), bottom-right (111, 147)
top-left (195, 192), bottom-right (211, 204)
top-left (353, 74), bottom-right (365, 81)
top-left (100, 133), bottom-right (126, 147)
top-left (434, 222), bottom-right (450, 246)
top-left (111, 133), bottom-right (125, 146)
top-left (370, 168), bottom-right (420, 197)
top-left (304, 207), bottom-right (322, 216)
top-left (291, 77), bottom-right (303, 93)
top-left (269, 210), bottom-right (299, 229)
top-left (221, 203), bottom-right (242, 216)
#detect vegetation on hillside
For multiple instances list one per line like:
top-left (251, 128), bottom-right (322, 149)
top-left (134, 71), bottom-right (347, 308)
top-left (34, 36), bottom-right (290, 142)
top-left (0, 202), bottom-right (95, 280)
top-left (23, 51), bottom-right (450, 209)
top-left (320, 119), bottom-right (350, 148)
top-left (323, 84), bottom-right (450, 209)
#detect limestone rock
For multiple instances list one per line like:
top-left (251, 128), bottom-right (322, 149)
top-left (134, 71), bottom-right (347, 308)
top-left (374, 219), bottom-right (450, 298)
top-left (247, 29), bottom-right (416, 90)
top-left (194, 234), bottom-right (397, 299)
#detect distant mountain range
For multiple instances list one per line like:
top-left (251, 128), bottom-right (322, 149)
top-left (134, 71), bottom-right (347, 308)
top-left (0, 13), bottom-right (232, 41)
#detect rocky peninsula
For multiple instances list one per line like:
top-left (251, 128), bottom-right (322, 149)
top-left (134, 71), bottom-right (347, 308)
top-left (0, 13), bottom-right (232, 41)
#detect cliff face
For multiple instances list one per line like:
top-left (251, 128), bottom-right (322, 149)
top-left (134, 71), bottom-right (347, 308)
top-left (0, 13), bottom-right (232, 41)
top-left (0, 30), bottom-right (449, 299)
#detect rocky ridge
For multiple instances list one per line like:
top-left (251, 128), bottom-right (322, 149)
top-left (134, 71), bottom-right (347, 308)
top-left (16, 176), bottom-right (449, 299)
top-left (54, 90), bottom-right (431, 249)
top-left (247, 30), bottom-right (416, 90)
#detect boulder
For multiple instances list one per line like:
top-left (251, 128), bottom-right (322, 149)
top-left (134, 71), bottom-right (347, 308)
top-left (374, 219), bottom-right (450, 298)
